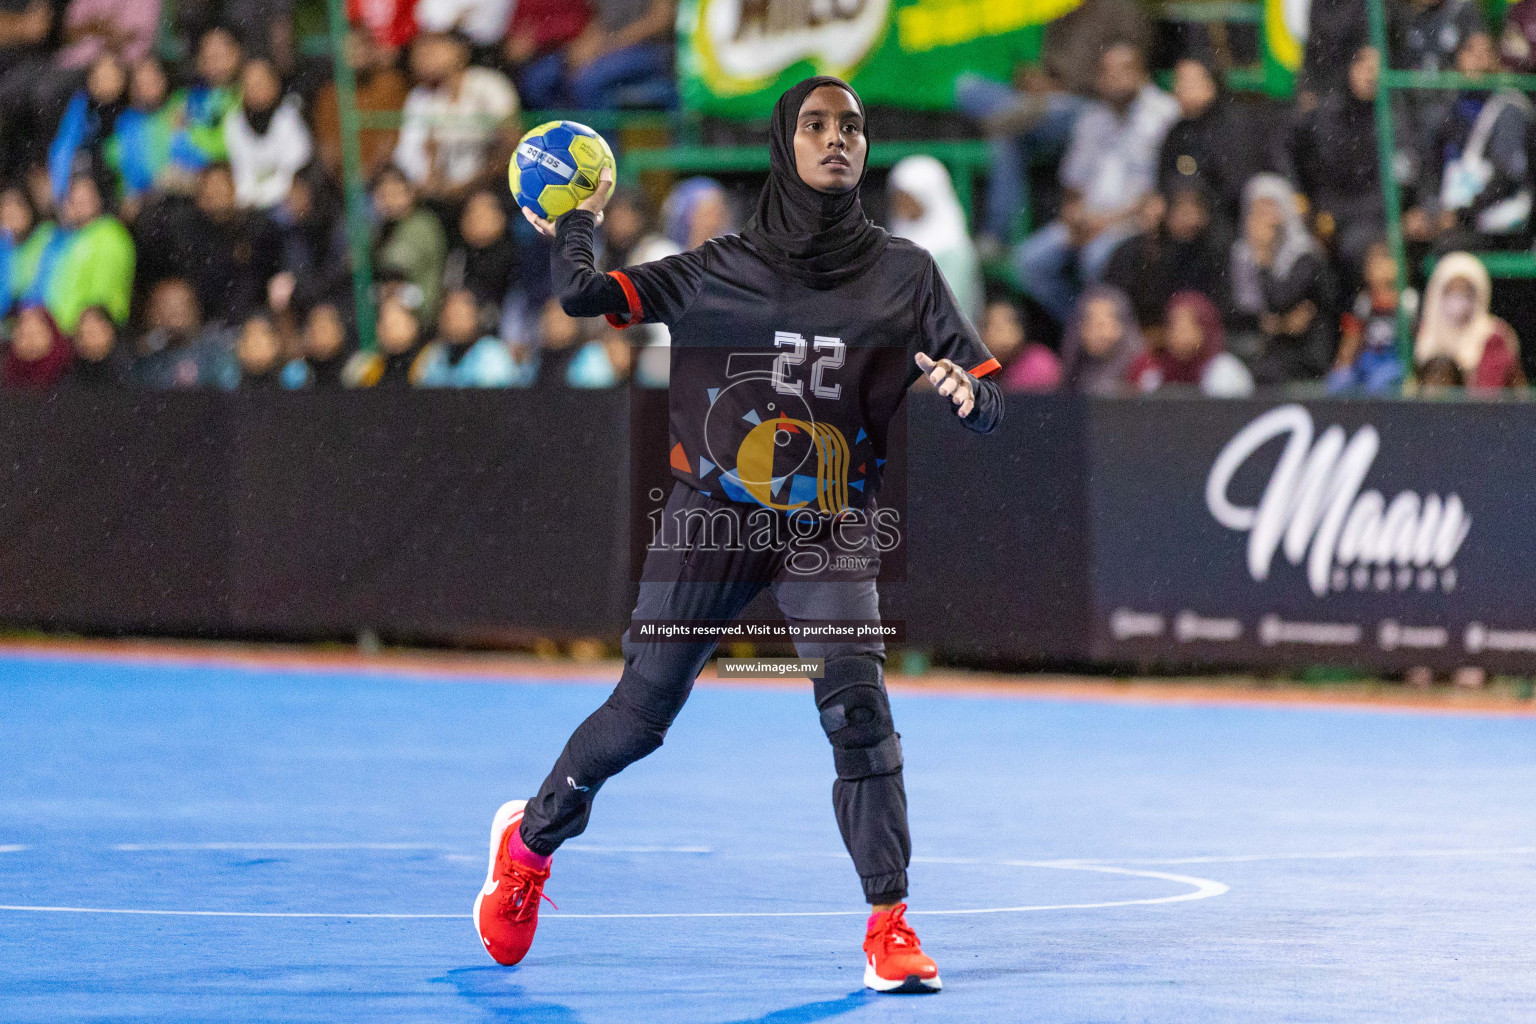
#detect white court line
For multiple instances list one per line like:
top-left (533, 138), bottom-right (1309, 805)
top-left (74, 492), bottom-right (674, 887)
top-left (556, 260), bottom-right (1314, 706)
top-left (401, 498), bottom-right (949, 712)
top-left (0, 860), bottom-right (1224, 920)
top-left (113, 843), bottom-right (446, 852)
top-left (1123, 846), bottom-right (1536, 865)
top-left (110, 843), bottom-right (711, 854)
top-left (541, 865), bottom-right (1229, 919)
top-left (1061, 846), bottom-right (1536, 867)
top-left (8, 846), bottom-right (1532, 921)
top-left (0, 845), bottom-right (25, 854)
top-left (910, 846), bottom-right (1536, 868)
top-left (0, 905), bottom-right (464, 918)
top-left (561, 844), bottom-right (711, 854)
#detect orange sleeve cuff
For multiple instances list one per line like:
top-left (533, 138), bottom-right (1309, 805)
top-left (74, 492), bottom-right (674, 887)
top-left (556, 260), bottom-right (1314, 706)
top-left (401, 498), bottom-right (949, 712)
top-left (969, 357), bottom-right (1001, 378)
top-left (604, 270), bottom-right (643, 329)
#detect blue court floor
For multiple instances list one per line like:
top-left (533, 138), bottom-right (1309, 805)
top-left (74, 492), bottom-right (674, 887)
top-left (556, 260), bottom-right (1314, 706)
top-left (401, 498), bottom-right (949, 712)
top-left (1, 651), bottom-right (1533, 1023)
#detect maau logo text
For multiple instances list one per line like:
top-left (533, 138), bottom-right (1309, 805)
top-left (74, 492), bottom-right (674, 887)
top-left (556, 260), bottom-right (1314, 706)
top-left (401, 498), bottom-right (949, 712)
top-left (1205, 405), bottom-right (1470, 597)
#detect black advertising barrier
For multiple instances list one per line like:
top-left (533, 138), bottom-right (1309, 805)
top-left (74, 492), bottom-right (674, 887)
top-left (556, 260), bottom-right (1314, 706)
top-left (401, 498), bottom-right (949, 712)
top-left (0, 390), bottom-right (231, 633)
top-left (0, 387), bottom-right (1085, 654)
top-left (0, 388), bottom-right (1531, 672)
top-left (224, 388), bottom-right (633, 640)
top-left (0, 388), bottom-right (632, 642)
top-left (1088, 396), bottom-right (1536, 672)
top-left (895, 393), bottom-right (1091, 662)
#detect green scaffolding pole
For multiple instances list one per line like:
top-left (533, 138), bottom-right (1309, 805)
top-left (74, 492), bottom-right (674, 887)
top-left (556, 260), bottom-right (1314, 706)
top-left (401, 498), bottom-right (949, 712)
top-left (325, 0), bottom-right (377, 351)
top-left (618, 140), bottom-right (993, 222)
top-left (1367, 0), bottom-right (1412, 371)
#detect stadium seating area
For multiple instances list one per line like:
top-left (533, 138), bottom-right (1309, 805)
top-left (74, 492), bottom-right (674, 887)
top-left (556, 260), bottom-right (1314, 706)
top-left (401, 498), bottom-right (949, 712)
top-left (0, 0), bottom-right (1532, 394)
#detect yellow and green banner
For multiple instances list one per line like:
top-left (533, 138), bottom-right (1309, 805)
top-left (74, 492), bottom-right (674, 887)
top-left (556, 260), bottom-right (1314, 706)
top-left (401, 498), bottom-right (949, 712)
top-left (1260, 0), bottom-right (1307, 96)
top-left (678, 0), bottom-right (1081, 119)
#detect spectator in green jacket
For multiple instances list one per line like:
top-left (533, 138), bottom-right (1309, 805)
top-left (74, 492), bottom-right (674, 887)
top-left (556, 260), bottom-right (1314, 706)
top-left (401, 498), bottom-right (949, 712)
top-left (105, 56), bottom-right (175, 210)
top-left (11, 170), bottom-right (133, 332)
top-left (371, 163), bottom-right (446, 321)
top-left (154, 27), bottom-right (243, 189)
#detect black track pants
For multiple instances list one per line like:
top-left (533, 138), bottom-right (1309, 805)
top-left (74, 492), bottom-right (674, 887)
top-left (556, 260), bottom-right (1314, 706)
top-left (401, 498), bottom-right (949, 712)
top-left (519, 481), bottom-right (911, 904)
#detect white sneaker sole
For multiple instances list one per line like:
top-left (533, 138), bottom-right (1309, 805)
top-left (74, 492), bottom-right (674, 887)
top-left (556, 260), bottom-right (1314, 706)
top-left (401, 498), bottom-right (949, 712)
top-left (864, 961), bottom-right (942, 993)
top-left (472, 798), bottom-right (527, 952)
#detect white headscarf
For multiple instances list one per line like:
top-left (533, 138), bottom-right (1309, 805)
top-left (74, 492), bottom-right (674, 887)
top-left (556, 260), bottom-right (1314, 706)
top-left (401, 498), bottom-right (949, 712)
top-left (1416, 251), bottom-right (1505, 373)
top-left (1230, 173), bottom-right (1321, 315)
top-left (888, 155), bottom-right (983, 321)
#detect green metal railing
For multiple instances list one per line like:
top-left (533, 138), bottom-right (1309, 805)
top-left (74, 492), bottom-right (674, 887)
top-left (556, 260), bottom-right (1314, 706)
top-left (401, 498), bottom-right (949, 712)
top-left (353, 107), bottom-right (684, 135)
top-left (346, 105), bottom-right (990, 211)
top-left (1366, 0), bottom-right (1411, 367)
top-left (1157, 1), bottom-right (1260, 23)
top-left (326, 0), bottom-right (377, 351)
top-left (619, 140), bottom-right (994, 219)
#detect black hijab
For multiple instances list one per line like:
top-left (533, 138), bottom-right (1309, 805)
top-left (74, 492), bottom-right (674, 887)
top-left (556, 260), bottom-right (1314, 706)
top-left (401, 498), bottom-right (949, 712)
top-left (742, 76), bottom-right (889, 290)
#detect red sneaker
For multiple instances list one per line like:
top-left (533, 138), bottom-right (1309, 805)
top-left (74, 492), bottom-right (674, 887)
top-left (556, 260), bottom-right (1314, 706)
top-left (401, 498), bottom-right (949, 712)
top-left (862, 903), bottom-right (942, 993)
top-left (473, 799), bottom-right (553, 965)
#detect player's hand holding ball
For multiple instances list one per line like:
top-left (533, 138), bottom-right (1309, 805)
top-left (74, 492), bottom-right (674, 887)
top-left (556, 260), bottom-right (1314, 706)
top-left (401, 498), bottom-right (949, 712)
top-left (914, 352), bottom-right (977, 419)
top-left (512, 119), bottom-right (616, 238)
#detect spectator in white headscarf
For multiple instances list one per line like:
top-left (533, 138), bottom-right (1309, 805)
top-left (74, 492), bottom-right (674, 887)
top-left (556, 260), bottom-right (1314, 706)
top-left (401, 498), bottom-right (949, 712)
top-left (887, 155), bottom-right (984, 323)
top-left (1415, 251), bottom-right (1524, 388)
top-left (1230, 173), bottom-right (1337, 385)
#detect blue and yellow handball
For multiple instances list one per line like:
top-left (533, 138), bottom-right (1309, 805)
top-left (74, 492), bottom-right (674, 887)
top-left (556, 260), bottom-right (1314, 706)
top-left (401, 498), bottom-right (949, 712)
top-left (510, 120), bottom-right (616, 220)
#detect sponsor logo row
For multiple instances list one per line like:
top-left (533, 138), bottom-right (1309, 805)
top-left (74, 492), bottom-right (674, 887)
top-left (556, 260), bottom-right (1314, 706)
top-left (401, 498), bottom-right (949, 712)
top-left (1109, 608), bottom-right (1536, 654)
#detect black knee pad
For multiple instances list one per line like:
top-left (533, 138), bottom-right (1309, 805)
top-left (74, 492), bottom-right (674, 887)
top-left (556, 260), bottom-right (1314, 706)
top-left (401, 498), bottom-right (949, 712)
top-left (814, 655), bottom-right (902, 780)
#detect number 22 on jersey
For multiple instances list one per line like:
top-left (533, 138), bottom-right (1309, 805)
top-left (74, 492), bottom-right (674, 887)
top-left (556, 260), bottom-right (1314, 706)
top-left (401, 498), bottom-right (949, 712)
top-left (772, 332), bottom-right (844, 400)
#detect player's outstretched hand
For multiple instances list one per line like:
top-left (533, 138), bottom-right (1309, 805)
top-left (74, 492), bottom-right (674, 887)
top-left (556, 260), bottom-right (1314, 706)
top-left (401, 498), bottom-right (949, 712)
top-left (522, 166), bottom-right (616, 239)
top-left (914, 352), bottom-right (976, 419)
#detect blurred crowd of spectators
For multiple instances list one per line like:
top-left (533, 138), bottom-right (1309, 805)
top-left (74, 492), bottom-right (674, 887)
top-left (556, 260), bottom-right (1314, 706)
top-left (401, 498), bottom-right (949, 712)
top-left (967, 0), bottom-right (1535, 398)
top-left (0, 0), bottom-right (680, 390)
top-left (0, 0), bottom-right (1529, 396)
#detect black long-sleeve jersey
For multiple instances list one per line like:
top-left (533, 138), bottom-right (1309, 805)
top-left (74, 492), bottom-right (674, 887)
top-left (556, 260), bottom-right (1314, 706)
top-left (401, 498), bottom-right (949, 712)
top-left (553, 209), bottom-right (1002, 513)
